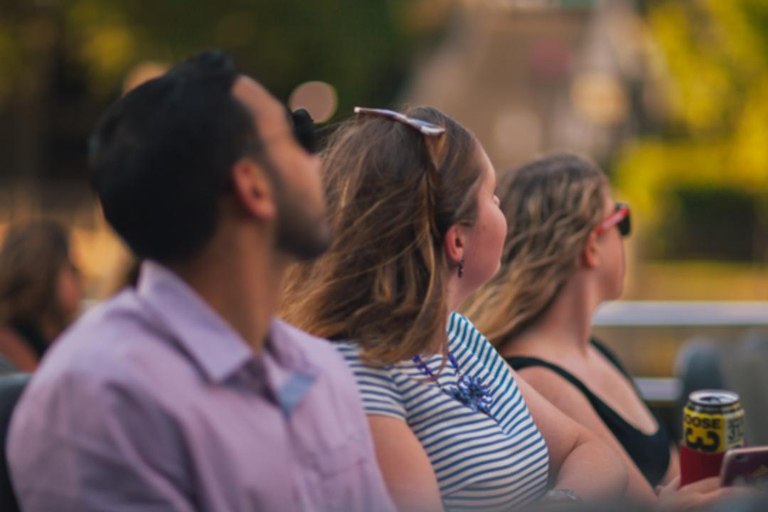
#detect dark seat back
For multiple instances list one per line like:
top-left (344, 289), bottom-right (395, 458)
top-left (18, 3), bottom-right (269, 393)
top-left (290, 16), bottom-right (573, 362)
top-left (0, 373), bottom-right (30, 512)
top-left (673, 338), bottom-right (726, 440)
top-left (725, 330), bottom-right (768, 445)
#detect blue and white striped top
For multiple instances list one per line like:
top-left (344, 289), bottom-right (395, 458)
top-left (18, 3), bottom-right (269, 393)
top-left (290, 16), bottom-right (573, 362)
top-left (336, 312), bottom-right (550, 510)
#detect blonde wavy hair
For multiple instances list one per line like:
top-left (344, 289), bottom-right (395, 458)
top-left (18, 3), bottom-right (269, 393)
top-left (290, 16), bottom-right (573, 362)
top-left (280, 107), bottom-right (485, 365)
top-left (462, 153), bottom-right (609, 349)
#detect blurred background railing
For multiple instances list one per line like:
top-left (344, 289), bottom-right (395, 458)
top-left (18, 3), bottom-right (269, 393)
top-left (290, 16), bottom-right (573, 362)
top-left (594, 301), bottom-right (768, 328)
top-left (593, 301), bottom-right (768, 382)
top-left (592, 301), bottom-right (768, 443)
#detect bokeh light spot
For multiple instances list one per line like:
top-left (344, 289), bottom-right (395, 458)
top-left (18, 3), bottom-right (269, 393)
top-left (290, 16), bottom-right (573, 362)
top-left (571, 72), bottom-right (628, 126)
top-left (289, 81), bottom-right (338, 123)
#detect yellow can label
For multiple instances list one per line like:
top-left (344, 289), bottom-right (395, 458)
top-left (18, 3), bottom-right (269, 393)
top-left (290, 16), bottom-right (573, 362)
top-left (683, 409), bottom-right (745, 454)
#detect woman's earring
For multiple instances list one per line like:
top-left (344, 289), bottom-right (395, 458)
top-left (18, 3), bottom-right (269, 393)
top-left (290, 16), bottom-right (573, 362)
top-left (458, 258), bottom-right (464, 278)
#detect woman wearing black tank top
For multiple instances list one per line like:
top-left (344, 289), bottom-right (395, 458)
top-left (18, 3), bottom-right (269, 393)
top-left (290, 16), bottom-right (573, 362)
top-left (463, 153), bottom-right (738, 507)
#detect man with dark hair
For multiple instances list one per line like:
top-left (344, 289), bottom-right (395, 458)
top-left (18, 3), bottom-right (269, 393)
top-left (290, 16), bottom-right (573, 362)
top-left (7, 50), bottom-right (395, 512)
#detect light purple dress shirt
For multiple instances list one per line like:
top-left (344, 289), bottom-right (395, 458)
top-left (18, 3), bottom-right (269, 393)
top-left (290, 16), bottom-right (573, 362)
top-left (7, 261), bottom-right (395, 512)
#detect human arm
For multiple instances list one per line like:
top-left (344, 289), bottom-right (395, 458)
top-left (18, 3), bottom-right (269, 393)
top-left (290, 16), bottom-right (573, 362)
top-left (333, 343), bottom-right (443, 512)
top-left (656, 476), bottom-right (758, 511)
top-left (524, 365), bottom-right (754, 509)
top-left (513, 369), bottom-right (629, 500)
top-left (367, 415), bottom-right (444, 512)
top-left (660, 442), bottom-right (681, 485)
top-left (519, 366), bottom-right (658, 501)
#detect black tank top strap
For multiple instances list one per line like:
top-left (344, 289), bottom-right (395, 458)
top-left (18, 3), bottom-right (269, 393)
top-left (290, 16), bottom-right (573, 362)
top-left (590, 338), bottom-right (632, 381)
top-left (505, 353), bottom-right (672, 487)
top-left (504, 356), bottom-right (611, 415)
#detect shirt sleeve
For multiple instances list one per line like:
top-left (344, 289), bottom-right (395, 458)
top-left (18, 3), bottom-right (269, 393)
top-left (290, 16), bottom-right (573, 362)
top-left (8, 371), bottom-right (196, 512)
top-left (335, 343), bottom-right (406, 420)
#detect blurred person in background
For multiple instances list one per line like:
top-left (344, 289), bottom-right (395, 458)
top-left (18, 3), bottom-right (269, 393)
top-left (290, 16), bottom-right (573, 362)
top-left (7, 50), bottom-right (394, 512)
top-left (282, 107), bottom-right (629, 511)
top-left (463, 153), bottom-right (744, 507)
top-left (0, 220), bottom-right (82, 372)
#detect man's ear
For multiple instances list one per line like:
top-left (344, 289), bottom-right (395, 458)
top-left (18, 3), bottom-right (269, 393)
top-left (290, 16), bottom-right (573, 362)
top-left (582, 230), bottom-right (600, 269)
top-left (230, 157), bottom-right (277, 221)
top-left (444, 224), bottom-right (465, 266)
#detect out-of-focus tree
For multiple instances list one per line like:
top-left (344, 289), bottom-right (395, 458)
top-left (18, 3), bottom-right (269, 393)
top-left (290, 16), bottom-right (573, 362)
top-left (0, 0), bottom-right (453, 186)
top-left (614, 0), bottom-right (768, 261)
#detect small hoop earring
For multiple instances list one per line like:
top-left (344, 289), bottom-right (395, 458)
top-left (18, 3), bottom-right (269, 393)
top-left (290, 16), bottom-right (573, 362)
top-left (458, 259), bottom-right (464, 278)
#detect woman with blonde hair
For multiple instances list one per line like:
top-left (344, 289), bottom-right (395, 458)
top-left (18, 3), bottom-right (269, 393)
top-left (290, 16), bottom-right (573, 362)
top-left (463, 153), bottom-right (738, 505)
top-left (282, 108), bottom-right (630, 511)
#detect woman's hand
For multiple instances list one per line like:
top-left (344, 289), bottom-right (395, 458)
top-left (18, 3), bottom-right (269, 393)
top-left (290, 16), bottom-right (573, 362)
top-left (656, 476), bottom-right (758, 511)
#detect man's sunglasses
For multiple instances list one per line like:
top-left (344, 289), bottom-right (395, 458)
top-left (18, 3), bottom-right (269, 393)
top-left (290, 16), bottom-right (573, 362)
top-left (243, 107), bottom-right (317, 159)
top-left (595, 202), bottom-right (631, 237)
top-left (290, 108), bottom-right (317, 154)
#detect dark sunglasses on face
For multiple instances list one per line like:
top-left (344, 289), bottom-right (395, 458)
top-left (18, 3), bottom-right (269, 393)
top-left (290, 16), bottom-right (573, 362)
top-left (240, 108), bottom-right (318, 159)
top-left (595, 202), bottom-right (631, 237)
top-left (228, 108), bottom-right (317, 192)
top-left (289, 108), bottom-right (317, 154)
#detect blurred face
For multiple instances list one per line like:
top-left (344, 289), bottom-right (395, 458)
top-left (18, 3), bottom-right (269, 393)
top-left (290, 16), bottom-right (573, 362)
top-left (232, 76), bottom-right (331, 260)
top-left (459, 146), bottom-right (508, 293)
top-left (595, 194), bottom-right (627, 300)
top-left (56, 260), bottom-right (83, 323)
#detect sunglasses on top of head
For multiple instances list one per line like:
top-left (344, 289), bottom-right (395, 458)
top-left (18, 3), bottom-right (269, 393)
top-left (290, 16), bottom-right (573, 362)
top-left (595, 202), bottom-right (631, 237)
top-left (353, 106), bottom-right (446, 171)
top-left (352, 106), bottom-right (447, 238)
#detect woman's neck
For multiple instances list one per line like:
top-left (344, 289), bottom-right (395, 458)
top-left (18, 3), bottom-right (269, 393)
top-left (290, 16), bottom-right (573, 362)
top-left (501, 277), bottom-right (600, 359)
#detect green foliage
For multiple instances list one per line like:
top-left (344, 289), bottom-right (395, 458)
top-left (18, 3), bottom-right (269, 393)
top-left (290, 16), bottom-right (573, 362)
top-left (0, 0), bottom-right (448, 117)
top-left (0, 0), bottom-right (452, 182)
top-left (614, 0), bottom-right (768, 260)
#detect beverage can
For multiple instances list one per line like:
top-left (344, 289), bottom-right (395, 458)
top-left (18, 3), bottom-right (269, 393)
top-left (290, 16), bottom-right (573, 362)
top-left (682, 390), bottom-right (745, 455)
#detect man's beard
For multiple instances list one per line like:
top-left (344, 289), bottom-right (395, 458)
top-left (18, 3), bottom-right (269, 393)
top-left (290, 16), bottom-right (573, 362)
top-left (273, 186), bottom-right (332, 262)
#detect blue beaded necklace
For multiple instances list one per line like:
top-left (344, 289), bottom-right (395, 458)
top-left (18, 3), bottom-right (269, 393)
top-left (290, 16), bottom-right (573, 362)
top-left (412, 352), bottom-right (493, 415)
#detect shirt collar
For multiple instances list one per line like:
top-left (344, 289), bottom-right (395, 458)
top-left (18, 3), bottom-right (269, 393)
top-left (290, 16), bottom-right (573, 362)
top-left (136, 261), bottom-right (254, 384)
top-left (263, 320), bottom-right (322, 415)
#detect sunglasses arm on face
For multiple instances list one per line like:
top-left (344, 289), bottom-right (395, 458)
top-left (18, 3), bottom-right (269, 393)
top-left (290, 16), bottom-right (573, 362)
top-left (595, 203), bottom-right (631, 237)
